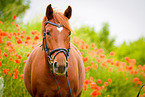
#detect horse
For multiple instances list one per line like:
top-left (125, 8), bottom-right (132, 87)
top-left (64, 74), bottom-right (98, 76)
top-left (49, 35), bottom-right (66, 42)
top-left (24, 4), bottom-right (85, 97)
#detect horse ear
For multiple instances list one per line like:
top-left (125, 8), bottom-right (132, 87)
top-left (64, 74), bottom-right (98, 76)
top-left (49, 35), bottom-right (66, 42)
top-left (46, 4), bottom-right (53, 20)
top-left (64, 6), bottom-right (72, 19)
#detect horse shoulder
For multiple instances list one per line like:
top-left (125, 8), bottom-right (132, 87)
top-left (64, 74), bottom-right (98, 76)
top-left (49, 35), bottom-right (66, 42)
top-left (70, 43), bottom-right (85, 96)
top-left (24, 42), bottom-right (45, 96)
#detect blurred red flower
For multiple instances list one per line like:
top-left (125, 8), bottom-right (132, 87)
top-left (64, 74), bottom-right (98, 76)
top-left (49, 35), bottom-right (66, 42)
top-left (7, 41), bottom-right (12, 46)
top-left (97, 79), bottom-right (102, 84)
top-left (109, 51), bottom-right (115, 56)
top-left (138, 81), bottom-right (142, 85)
top-left (17, 39), bottom-right (23, 44)
top-left (9, 57), bottom-right (13, 61)
top-left (20, 35), bottom-right (24, 39)
top-left (83, 57), bottom-right (89, 62)
top-left (104, 82), bottom-right (108, 86)
top-left (13, 69), bottom-right (19, 79)
top-left (108, 78), bottom-right (112, 83)
top-left (15, 59), bottom-right (21, 64)
top-left (4, 68), bottom-right (9, 75)
top-left (0, 61), bottom-right (2, 66)
top-left (91, 43), bottom-right (95, 48)
top-left (20, 74), bottom-right (24, 80)
top-left (18, 55), bottom-right (22, 59)
top-left (91, 90), bottom-right (100, 96)
top-left (16, 24), bottom-right (19, 27)
top-left (84, 79), bottom-right (90, 85)
top-left (90, 82), bottom-right (97, 89)
top-left (34, 35), bottom-right (39, 40)
top-left (3, 52), bottom-right (8, 57)
top-left (0, 49), bottom-right (2, 55)
top-left (0, 21), bottom-right (3, 24)
top-left (26, 36), bottom-right (31, 40)
top-left (100, 54), bottom-right (106, 59)
top-left (13, 15), bottom-right (16, 19)
top-left (133, 77), bottom-right (139, 82)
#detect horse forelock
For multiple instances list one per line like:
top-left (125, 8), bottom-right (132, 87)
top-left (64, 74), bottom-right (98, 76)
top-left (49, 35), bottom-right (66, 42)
top-left (41, 11), bottom-right (72, 37)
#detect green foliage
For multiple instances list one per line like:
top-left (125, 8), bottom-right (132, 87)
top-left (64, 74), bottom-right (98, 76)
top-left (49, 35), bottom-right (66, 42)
top-left (115, 38), bottom-right (145, 65)
top-left (0, 0), bottom-right (30, 21)
top-left (73, 23), bottom-right (116, 53)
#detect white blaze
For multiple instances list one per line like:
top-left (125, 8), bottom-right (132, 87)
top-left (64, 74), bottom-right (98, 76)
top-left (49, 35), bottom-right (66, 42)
top-left (57, 27), bottom-right (63, 32)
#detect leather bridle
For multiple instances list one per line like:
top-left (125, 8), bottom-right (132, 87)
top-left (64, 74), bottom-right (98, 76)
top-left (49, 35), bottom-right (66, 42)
top-left (40, 21), bottom-right (73, 97)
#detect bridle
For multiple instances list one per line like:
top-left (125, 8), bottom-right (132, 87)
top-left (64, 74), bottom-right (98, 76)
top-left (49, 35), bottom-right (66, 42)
top-left (40, 21), bottom-right (73, 97)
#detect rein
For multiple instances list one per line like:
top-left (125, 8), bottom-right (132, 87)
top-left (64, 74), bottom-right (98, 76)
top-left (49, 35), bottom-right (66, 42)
top-left (40, 21), bottom-right (73, 97)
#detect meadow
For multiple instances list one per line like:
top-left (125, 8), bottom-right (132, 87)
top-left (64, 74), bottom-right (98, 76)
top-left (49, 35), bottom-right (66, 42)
top-left (0, 17), bottom-right (145, 97)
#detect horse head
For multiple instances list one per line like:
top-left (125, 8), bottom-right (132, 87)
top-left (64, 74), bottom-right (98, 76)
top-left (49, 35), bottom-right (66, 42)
top-left (42, 4), bottom-right (72, 75)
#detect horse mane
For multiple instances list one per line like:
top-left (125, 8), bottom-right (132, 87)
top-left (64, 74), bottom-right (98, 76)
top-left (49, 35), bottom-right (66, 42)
top-left (41, 10), bottom-right (72, 37)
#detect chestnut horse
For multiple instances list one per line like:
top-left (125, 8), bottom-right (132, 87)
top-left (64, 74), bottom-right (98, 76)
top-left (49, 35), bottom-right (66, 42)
top-left (24, 4), bottom-right (85, 97)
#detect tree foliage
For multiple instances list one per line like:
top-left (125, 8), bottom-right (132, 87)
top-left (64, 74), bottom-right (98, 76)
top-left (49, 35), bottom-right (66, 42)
top-left (0, 0), bottom-right (30, 21)
top-left (115, 38), bottom-right (145, 65)
top-left (73, 23), bottom-right (116, 52)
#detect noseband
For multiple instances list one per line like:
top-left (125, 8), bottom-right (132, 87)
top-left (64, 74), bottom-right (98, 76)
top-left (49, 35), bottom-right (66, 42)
top-left (40, 21), bottom-right (72, 97)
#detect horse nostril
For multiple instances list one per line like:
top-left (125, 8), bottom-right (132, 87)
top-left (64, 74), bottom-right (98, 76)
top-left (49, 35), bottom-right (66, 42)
top-left (54, 62), bottom-right (57, 68)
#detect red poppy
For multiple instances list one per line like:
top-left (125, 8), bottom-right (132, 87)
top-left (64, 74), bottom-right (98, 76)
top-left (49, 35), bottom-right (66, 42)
top-left (138, 81), bottom-right (142, 85)
top-left (3, 52), bottom-right (8, 57)
top-left (84, 84), bottom-right (87, 91)
top-left (83, 57), bottom-right (89, 62)
top-left (0, 61), bottom-right (2, 66)
top-left (90, 82), bottom-right (96, 89)
top-left (100, 54), bottom-right (106, 59)
top-left (20, 35), bottom-right (24, 39)
top-left (9, 57), bottom-right (13, 61)
top-left (91, 43), bottom-right (95, 48)
top-left (23, 60), bottom-right (27, 63)
top-left (108, 78), bottom-right (112, 83)
top-left (133, 77), bottom-right (139, 82)
top-left (84, 79), bottom-right (90, 85)
top-left (0, 21), bottom-right (3, 24)
top-left (115, 61), bottom-right (120, 67)
top-left (20, 74), bottom-right (24, 80)
top-left (0, 49), bottom-right (2, 55)
top-left (104, 82), bottom-right (108, 86)
top-left (15, 59), bottom-right (21, 64)
top-left (34, 35), bottom-right (39, 40)
top-left (0, 36), bottom-right (3, 43)
top-left (13, 15), bottom-right (16, 19)
top-left (18, 55), bottom-right (22, 59)
top-left (16, 39), bottom-right (23, 44)
top-left (17, 27), bottom-right (20, 31)
top-left (109, 67), bottom-right (113, 72)
top-left (16, 24), bottom-right (19, 27)
top-left (11, 22), bottom-right (14, 25)
top-left (85, 44), bottom-right (89, 49)
top-left (26, 36), bottom-right (31, 40)
top-left (91, 90), bottom-right (98, 96)
top-left (97, 79), bottom-right (102, 84)
top-left (91, 61), bottom-right (94, 66)
top-left (109, 51), bottom-right (115, 56)
top-left (31, 31), bottom-right (35, 35)
top-left (7, 41), bottom-right (12, 46)
top-left (4, 68), bottom-right (9, 75)
top-left (13, 69), bottom-right (19, 79)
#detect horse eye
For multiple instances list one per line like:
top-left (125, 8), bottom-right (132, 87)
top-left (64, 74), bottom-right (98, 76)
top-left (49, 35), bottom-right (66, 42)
top-left (47, 31), bottom-right (50, 35)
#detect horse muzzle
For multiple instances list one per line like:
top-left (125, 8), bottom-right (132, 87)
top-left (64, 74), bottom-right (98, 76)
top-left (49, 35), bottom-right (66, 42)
top-left (53, 61), bottom-right (68, 75)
